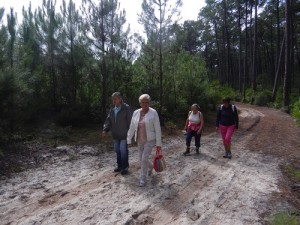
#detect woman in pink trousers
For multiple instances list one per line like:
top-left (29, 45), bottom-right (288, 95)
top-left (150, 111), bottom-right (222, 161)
top-left (216, 97), bottom-right (239, 159)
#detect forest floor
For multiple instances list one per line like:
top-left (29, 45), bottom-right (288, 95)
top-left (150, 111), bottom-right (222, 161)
top-left (0, 103), bottom-right (300, 225)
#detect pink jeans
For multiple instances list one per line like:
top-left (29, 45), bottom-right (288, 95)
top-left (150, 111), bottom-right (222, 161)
top-left (219, 125), bottom-right (235, 146)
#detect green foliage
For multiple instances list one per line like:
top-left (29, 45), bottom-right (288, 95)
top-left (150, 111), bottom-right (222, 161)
top-left (284, 163), bottom-right (300, 181)
top-left (0, 0), bottom-right (299, 137)
top-left (0, 127), bottom-right (7, 156)
top-left (291, 98), bottom-right (300, 126)
top-left (161, 95), bottom-right (189, 120)
top-left (81, 0), bottom-right (133, 118)
top-left (244, 88), bottom-right (255, 103)
top-left (0, 148), bottom-right (3, 158)
top-left (269, 212), bottom-right (299, 225)
top-left (134, 49), bottom-right (211, 117)
top-left (51, 126), bottom-right (72, 140)
top-left (208, 80), bottom-right (239, 107)
top-left (272, 87), bottom-right (299, 109)
top-left (244, 87), bottom-right (273, 106)
top-left (0, 70), bottom-right (17, 130)
top-left (254, 89), bottom-right (273, 106)
top-left (0, 70), bottom-right (17, 103)
top-left (273, 87), bottom-right (283, 109)
top-left (164, 120), bottom-right (178, 135)
top-left (0, 23), bottom-right (8, 68)
top-left (173, 53), bottom-right (208, 103)
top-left (290, 88), bottom-right (300, 106)
top-left (56, 106), bottom-right (90, 127)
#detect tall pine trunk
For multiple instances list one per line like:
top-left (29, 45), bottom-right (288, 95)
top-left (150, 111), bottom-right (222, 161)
top-left (159, 1), bottom-right (163, 117)
top-left (283, 0), bottom-right (291, 111)
top-left (100, 0), bottom-right (107, 119)
top-left (272, 34), bottom-right (285, 101)
top-left (252, 0), bottom-right (258, 91)
top-left (243, 1), bottom-right (248, 101)
top-left (222, 0), bottom-right (230, 86)
top-left (238, 2), bottom-right (242, 94)
top-left (214, 20), bottom-right (222, 82)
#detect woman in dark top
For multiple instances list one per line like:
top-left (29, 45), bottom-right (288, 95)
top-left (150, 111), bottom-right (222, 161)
top-left (216, 97), bottom-right (239, 159)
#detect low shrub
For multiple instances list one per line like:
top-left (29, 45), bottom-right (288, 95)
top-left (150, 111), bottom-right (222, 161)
top-left (254, 89), bottom-right (273, 106)
top-left (209, 80), bottom-right (239, 107)
top-left (291, 98), bottom-right (300, 126)
top-left (56, 106), bottom-right (90, 127)
top-left (269, 212), bottom-right (299, 225)
top-left (244, 87), bottom-right (273, 106)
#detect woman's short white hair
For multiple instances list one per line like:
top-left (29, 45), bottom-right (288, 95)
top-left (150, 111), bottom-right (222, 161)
top-left (139, 94), bottom-right (151, 103)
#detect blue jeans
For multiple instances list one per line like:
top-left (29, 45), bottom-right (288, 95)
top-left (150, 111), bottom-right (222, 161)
top-left (113, 139), bottom-right (129, 170)
top-left (186, 130), bottom-right (201, 148)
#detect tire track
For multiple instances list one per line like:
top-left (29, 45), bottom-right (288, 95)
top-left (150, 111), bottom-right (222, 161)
top-left (130, 105), bottom-right (283, 225)
top-left (0, 105), bottom-right (294, 225)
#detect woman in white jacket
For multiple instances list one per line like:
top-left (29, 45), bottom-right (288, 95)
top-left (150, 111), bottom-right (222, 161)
top-left (127, 94), bottom-right (162, 187)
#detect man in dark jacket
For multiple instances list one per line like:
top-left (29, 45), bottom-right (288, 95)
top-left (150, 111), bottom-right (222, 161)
top-left (103, 92), bottom-right (133, 174)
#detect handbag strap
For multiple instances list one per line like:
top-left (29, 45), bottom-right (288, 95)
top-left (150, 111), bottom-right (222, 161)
top-left (156, 147), bottom-right (162, 156)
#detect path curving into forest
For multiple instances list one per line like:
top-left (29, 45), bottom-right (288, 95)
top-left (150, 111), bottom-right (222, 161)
top-left (0, 104), bottom-right (299, 225)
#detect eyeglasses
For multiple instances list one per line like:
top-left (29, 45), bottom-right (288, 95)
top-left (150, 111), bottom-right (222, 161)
top-left (141, 101), bottom-right (149, 104)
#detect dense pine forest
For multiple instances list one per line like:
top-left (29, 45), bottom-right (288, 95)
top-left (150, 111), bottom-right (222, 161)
top-left (0, 0), bottom-right (300, 144)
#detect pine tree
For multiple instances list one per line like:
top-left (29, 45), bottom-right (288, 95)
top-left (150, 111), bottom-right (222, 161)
top-left (60, 0), bottom-right (81, 106)
top-left (81, 0), bottom-right (130, 118)
top-left (138, 0), bottom-right (182, 115)
top-left (35, 0), bottom-right (61, 111)
top-left (7, 8), bottom-right (16, 69)
top-left (0, 8), bottom-right (8, 69)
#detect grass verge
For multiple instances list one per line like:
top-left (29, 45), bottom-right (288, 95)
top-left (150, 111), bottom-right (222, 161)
top-left (269, 212), bottom-right (299, 225)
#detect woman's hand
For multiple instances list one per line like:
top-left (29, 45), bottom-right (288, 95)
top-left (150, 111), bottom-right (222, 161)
top-left (156, 146), bottom-right (162, 156)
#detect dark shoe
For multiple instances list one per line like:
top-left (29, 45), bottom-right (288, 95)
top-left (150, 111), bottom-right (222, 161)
top-left (183, 147), bottom-right (190, 156)
top-left (183, 151), bottom-right (190, 156)
top-left (227, 152), bottom-right (232, 159)
top-left (114, 167), bottom-right (122, 172)
top-left (121, 169), bottom-right (128, 175)
top-left (148, 168), bottom-right (153, 176)
top-left (223, 152), bottom-right (228, 158)
top-left (196, 148), bottom-right (200, 154)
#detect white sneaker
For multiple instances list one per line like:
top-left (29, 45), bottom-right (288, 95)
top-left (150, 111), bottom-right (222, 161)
top-left (139, 180), bottom-right (145, 187)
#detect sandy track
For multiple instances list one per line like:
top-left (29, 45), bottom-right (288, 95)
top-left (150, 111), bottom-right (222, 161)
top-left (0, 105), bottom-right (297, 225)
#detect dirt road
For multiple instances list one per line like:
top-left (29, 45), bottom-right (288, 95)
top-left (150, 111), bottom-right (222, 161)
top-left (0, 104), bottom-right (299, 225)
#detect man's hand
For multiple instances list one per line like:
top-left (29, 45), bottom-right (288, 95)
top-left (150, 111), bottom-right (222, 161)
top-left (127, 143), bottom-right (132, 148)
top-left (102, 131), bottom-right (107, 138)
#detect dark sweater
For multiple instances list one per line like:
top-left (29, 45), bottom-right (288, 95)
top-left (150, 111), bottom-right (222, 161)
top-left (216, 104), bottom-right (239, 128)
top-left (103, 102), bottom-right (133, 140)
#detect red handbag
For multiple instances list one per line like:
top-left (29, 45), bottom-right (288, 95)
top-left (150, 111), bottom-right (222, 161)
top-left (153, 147), bottom-right (166, 172)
